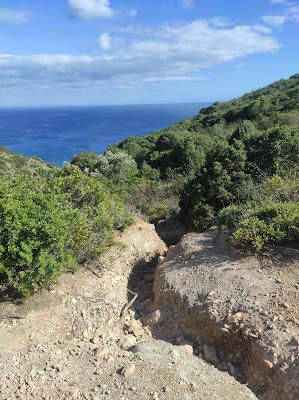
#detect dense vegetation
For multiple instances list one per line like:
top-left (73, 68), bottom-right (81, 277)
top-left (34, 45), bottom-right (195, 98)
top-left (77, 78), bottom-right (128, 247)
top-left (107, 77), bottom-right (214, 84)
top-left (0, 161), bottom-right (132, 297)
top-left (1, 74), bottom-right (298, 297)
top-left (72, 74), bottom-right (299, 251)
top-left (218, 173), bottom-right (299, 251)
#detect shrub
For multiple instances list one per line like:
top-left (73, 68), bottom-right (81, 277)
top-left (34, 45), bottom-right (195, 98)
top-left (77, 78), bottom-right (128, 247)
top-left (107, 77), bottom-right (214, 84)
top-left (231, 201), bottom-right (299, 251)
top-left (218, 204), bottom-right (244, 231)
top-left (180, 139), bottom-right (251, 229)
top-left (219, 172), bottom-right (299, 251)
top-left (144, 203), bottom-right (173, 222)
top-left (95, 150), bottom-right (138, 184)
top-left (0, 174), bottom-right (87, 296)
top-left (71, 152), bottom-right (99, 172)
top-left (0, 166), bottom-right (133, 297)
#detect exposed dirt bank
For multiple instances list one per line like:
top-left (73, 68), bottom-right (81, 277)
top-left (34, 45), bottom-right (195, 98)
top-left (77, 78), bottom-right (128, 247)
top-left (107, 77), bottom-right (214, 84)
top-left (152, 229), bottom-right (299, 400)
top-left (0, 221), bottom-right (257, 400)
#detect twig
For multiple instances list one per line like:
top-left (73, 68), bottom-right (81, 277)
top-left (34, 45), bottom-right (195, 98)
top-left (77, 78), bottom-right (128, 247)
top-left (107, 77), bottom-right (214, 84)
top-left (120, 289), bottom-right (138, 320)
top-left (87, 267), bottom-right (101, 279)
top-left (0, 316), bottom-right (25, 320)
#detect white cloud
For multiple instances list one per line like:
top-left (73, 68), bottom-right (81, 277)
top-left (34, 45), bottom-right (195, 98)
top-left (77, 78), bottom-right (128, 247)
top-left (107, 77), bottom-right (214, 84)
top-left (263, 1), bottom-right (299, 26)
top-left (0, 19), bottom-right (280, 89)
top-left (99, 32), bottom-right (112, 50)
top-left (253, 24), bottom-right (272, 33)
top-left (182, 0), bottom-right (195, 9)
top-left (210, 17), bottom-right (232, 28)
top-left (287, 4), bottom-right (299, 21)
top-left (270, 0), bottom-right (290, 5)
top-left (68, 0), bottom-right (114, 20)
top-left (262, 15), bottom-right (287, 26)
top-left (0, 8), bottom-right (30, 24)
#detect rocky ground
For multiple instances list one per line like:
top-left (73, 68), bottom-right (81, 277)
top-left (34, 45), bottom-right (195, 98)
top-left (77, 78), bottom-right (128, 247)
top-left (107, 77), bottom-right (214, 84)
top-left (0, 221), bottom-right (257, 400)
top-left (153, 229), bottom-right (299, 400)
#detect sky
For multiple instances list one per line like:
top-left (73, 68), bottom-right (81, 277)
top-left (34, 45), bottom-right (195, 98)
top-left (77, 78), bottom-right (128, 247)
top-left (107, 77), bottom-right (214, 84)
top-left (0, 0), bottom-right (298, 107)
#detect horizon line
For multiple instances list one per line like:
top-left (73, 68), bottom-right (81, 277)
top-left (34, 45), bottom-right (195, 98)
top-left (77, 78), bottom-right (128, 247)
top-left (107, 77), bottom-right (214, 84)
top-left (0, 101), bottom-right (215, 110)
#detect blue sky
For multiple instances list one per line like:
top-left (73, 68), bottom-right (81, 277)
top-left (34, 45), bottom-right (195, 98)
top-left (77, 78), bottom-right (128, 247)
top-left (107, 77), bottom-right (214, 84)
top-left (0, 0), bottom-right (298, 106)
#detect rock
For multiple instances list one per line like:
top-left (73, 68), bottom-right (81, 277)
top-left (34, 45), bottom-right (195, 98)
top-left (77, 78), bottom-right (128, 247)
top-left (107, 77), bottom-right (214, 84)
top-left (179, 345), bottom-right (193, 355)
top-left (69, 387), bottom-right (80, 397)
top-left (281, 302), bottom-right (290, 309)
top-left (123, 335), bottom-right (137, 348)
top-left (203, 345), bottom-right (219, 365)
top-left (125, 319), bottom-right (143, 337)
top-left (120, 364), bottom-right (136, 378)
top-left (90, 337), bottom-right (101, 345)
top-left (228, 312), bottom-right (244, 324)
top-left (94, 346), bottom-right (109, 358)
top-left (142, 310), bottom-right (161, 327)
top-left (263, 359), bottom-right (274, 369)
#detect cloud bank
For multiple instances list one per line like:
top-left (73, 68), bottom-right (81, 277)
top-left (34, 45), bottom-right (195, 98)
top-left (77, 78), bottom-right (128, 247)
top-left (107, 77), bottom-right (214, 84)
top-left (0, 19), bottom-right (280, 89)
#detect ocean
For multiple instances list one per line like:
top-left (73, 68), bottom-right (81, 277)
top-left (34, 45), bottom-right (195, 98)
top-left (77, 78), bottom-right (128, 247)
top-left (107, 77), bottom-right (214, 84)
top-left (0, 103), bottom-right (206, 166)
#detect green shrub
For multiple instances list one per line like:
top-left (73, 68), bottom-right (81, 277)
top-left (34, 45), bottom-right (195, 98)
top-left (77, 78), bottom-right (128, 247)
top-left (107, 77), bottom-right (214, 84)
top-left (220, 199), bottom-right (299, 251)
top-left (218, 204), bottom-right (244, 230)
top-left (95, 150), bottom-right (138, 183)
top-left (0, 166), bottom-right (133, 297)
top-left (144, 203), bottom-right (173, 222)
top-left (232, 216), bottom-right (275, 251)
top-left (0, 174), bottom-right (86, 296)
top-left (71, 152), bottom-right (99, 171)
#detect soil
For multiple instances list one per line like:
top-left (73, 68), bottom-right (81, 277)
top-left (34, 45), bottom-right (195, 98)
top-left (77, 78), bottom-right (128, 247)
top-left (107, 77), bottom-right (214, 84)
top-left (0, 221), bottom-right (257, 400)
top-left (153, 229), bottom-right (299, 400)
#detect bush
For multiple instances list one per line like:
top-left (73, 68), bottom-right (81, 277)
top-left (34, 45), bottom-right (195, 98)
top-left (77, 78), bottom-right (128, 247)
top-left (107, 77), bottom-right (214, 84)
top-left (231, 202), bottom-right (299, 251)
top-left (0, 166), bottom-right (133, 297)
top-left (71, 152), bottom-right (99, 172)
top-left (95, 150), bottom-right (138, 184)
top-left (219, 174), bottom-right (299, 251)
top-left (144, 203), bottom-right (173, 222)
top-left (180, 139), bottom-right (251, 229)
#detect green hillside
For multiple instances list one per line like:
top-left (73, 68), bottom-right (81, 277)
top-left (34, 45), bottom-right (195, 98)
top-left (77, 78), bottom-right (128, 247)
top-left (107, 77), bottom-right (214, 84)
top-left (115, 74), bottom-right (299, 175)
top-left (0, 146), bottom-right (50, 176)
top-left (73, 74), bottom-right (299, 251)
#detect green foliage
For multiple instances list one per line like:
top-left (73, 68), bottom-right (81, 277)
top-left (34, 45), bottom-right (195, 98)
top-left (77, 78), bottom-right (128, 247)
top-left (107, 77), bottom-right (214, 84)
top-left (180, 139), bottom-right (251, 229)
top-left (231, 202), bottom-right (299, 251)
top-left (0, 146), bottom-right (49, 177)
top-left (95, 150), bottom-right (139, 184)
top-left (145, 203), bottom-right (173, 222)
top-left (71, 149), bottom-right (180, 223)
top-left (71, 152), bottom-right (99, 172)
top-left (219, 174), bottom-right (299, 251)
top-left (109, 75), bottom-right (298, 228)
top-left (0, 165), bottom-right (133, 297)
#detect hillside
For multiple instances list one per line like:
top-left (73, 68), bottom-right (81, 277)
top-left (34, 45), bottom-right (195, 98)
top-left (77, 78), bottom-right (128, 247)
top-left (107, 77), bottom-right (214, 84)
top-left (73, 74), bottom-right (299, 251)
top-left (0, 146), bottom-right (49, 176)
top-left (114, 74), bottom-right (299, 173)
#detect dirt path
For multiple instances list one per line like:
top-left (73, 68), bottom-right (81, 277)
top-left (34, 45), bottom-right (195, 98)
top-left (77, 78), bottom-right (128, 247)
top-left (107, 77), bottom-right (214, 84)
top-left (0, 221), bottom-right (257, 400)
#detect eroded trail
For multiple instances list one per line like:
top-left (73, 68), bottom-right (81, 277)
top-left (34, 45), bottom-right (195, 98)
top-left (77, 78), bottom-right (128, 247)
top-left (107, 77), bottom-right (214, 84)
top-left (0, 221), bottom-right (257, 400)
top-left (151, 230), bottom-right (299, 400)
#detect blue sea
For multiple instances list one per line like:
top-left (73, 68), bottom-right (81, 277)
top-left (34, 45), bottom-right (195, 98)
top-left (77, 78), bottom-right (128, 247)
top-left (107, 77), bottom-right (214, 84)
top-left (0, 104), bottom-right (206, 166)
